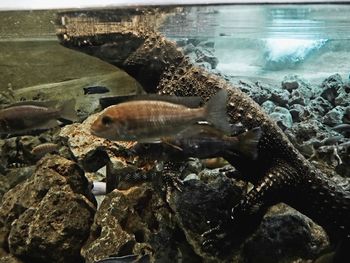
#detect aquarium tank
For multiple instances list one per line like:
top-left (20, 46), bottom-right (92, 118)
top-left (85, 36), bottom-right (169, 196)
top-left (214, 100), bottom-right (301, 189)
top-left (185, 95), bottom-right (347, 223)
top-left (0, 1), bottom-right (349, 262)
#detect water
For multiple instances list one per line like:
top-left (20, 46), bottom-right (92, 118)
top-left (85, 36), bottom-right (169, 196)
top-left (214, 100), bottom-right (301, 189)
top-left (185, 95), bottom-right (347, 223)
top-left (0, 4), bottom-right (350, 263)
top-left (160, 4), bottom-right (350, 82)
top-left (1, 5), bottom-right (350, 89)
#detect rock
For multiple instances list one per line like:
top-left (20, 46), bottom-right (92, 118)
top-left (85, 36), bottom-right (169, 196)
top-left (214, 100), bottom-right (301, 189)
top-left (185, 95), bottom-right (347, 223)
top-left (261, 100), bottom-right (276, 114)
top-left (8, 186), bottom-right (95, 263)
top-left (270, 89), bottom-right (290, 107)
top-left (289, 104), bottom-right (311, 122)
top-left (183, 158), bottom-right (203, 176)
top-left (289, 89), bottom-right (305, 106)
top-left (198, 40), bottom-right (215, 49)
top-left (281, 75), bottom-right (300, 91)
top-left (335, 84), bottom-right (350, 107)
top-left (0, 156), bottom-right (96, 263)
top-left (183, 173), bottom-right (200, 182)
top-left (243, 204), bottom-right (329, 263)
top-left (308, 97), bottom-right (333, 117)
top-left (168, 175), bottom-right (244, 259)
top-left (59, 114), bottom-right (137, 172)
top-left (270, 107), bottom-right (293, 130)
top-left (322, 106), bottom-right (345, 127)
top-left (282, 75), bottom-right (313, 100)
top-left (81, 183), bottom-right (180, 263)
top-left (343, 106), bottom-right (350, 124)
top-left (188, 46), bottom-right (219, 69)
top-left (236, 79), bottom-right (271, 105)
top-left (287, 120), bottom-right (326, 142)
top-left (0, 254), bottom-right (24, 263)
top-left (320, 74), bottom-right (343, 105)
top-left (187, 38), bottom-right (202, 47)
top-left (0, 166), bottom-right (35, 200)
top-left (182, 43), bottom-right (196, 55)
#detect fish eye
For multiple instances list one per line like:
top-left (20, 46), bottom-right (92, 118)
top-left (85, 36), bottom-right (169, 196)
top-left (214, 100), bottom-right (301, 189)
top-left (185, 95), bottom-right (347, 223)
top-left (101, 116), bottom-right (113, 126)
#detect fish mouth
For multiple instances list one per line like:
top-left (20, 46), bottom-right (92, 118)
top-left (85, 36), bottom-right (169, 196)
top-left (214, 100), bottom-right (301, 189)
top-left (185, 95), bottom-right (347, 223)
top-left (90, 127), bottom-right (100, 137)
top-left (90, 126), bottom-right (115, 141)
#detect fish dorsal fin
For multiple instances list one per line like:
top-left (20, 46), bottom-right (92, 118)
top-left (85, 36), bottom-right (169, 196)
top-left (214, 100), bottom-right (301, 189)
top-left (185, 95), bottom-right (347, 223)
top-left (99, 94), bottom-right (202, 109)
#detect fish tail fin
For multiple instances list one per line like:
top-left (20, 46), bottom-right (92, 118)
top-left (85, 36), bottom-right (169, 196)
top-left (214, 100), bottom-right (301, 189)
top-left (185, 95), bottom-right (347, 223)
top-left (236, 127), bottom-right (262, 160)
top-left (205, 89), bottom-right (231, 133)
top-left (83, 87), bottom-right (88, 95)
top-left (59, 99), bottom-right (78, 121)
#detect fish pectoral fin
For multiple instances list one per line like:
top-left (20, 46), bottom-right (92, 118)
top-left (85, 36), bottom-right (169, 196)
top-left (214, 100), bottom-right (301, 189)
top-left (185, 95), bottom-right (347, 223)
top-left (35, 119), bottom-right (60, 130)
top-left (162, 140), bottom-right (183, 151)
top-left (138, 138), bottom-right (163, 144)
top-left (58, 99), bottom-right (78, 122)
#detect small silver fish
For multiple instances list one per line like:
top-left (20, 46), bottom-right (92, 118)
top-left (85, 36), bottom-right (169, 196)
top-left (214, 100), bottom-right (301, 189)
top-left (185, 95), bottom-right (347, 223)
top-left (31, 143), bottom-right (59, 158)
top-left (0, 99), bottom-right (78, 135)
top-left (91, 90), bottom-right (230, 142)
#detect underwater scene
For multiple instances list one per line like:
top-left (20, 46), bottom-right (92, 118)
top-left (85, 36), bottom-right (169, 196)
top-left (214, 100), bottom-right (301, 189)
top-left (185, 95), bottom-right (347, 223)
top-left (0, 3), bottom-right (350, 263)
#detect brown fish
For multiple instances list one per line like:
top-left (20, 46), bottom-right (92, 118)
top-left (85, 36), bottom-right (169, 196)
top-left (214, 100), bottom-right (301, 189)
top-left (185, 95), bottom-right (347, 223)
top-left (0, 99), bottom-right (77, 134)
top-left (91, 90), bottom-right (230, 142)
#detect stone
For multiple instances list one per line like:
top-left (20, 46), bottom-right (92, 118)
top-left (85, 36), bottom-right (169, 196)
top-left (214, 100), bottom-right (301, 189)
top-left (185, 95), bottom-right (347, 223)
top-left (282, 75), bottom-right (300, 91)
top-left (308, 97), bottom-right (333, 117)
top-left (0, 254), bottom-right (24, 263)
top-left (188, 46), bottom-right (219, 69)
top-left (168, 175), bottom-right (244, 259)
top-left (183, 173), bottom-right (200, 182)
top-left (236, 79), bottom-right (271, 105)
top-left (8, 186), bottom-right (95, 263)
top-left (270, 107), bottom-right (293, 130)
top-left (198, 40), bottom-right (215, 49)
top-left (335, 84), bottom-right (350, 107)
top-left (243, 204), bottom-right (329, 263)
top-left (0, 156), bottom-right (96, 263)
top-left (287, 120), bottom-right (326, 142)
top-left (289, 89), bottom-right (305, 106)
top-left (270, 89), bottom-right (290, 107)
top-left (320, 74), bottom-right (343, 105)
top-left (261, 100), bottom-right (276, 115)
top-left (322, 106), bottom-right (345, 127)
top-left (289, 104), bottom-right (311, 122)
top-left (282, 75), bottom-right (313, 100)
top-left (0, 166), bottom-right (35, 200)
top-left (343, 106), bottom-right (350, 124)
top-left (59, 114), bottom-right (137, 172)
top-left (81, 183), bottom-right (179, 263)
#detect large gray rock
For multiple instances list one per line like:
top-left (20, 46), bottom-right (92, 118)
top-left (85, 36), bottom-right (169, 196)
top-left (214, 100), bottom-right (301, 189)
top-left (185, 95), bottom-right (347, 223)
top-left (261, 100), bottom-right (276, 114)
top-left (233, 79), bottom-right (271, 105)
top-left (322, 106), bottom-right (345, 126)
top-left (320, 73), bottom-right (343, 105)
top-left (282, 75), bottom-right (314, 100)
top-left (169, 174), bottom-right (244, 260)
top-left (270, 89), bottom-right (290, 107)
top-left (270, 107), bottom-right (293, 130)
top-left (289, 104), bottom-right (311, 123)
top-left (308, 97), bottom-right (333, 117)
top-left (243, 204), bottom-right (329, 263)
